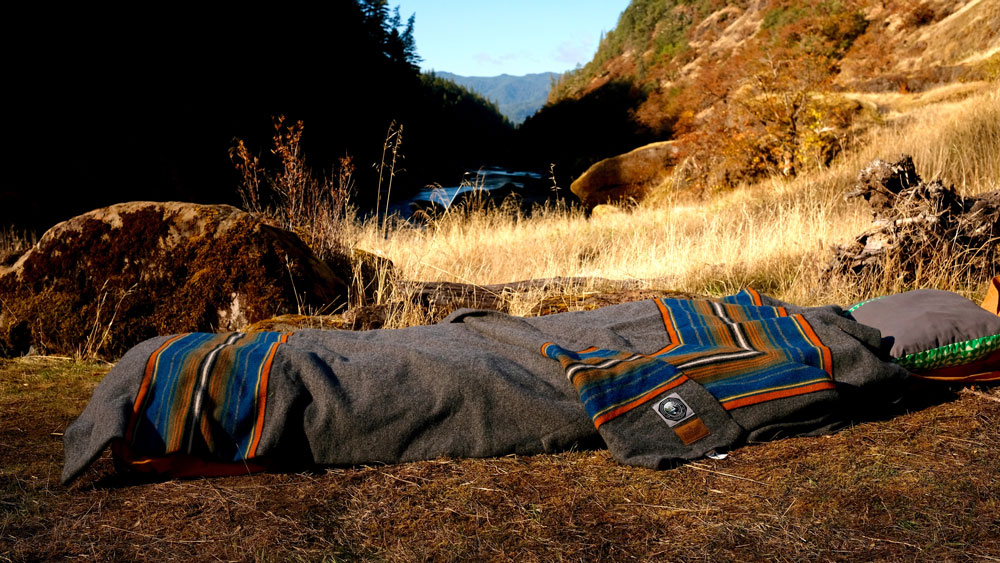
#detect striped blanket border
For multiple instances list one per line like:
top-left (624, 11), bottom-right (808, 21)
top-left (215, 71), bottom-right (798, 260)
top-left (543, 289), bottom-right (835, 428)
top-left (124, 332), bottom-right (289, 466)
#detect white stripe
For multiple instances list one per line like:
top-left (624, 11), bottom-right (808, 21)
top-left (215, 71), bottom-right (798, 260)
top-left (565, 354), bottom-right (643, 380)
top-left (186, 332), bottom-right (244, 453)
top-left (711, 300), bottom-right (751, 350)
top-left (676, 349), bottom-right (761, 370)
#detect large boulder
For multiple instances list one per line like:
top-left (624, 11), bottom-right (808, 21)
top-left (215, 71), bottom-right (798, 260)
top-left (571, 141), bottom-right (680, 210)
top-left (0, 202), bottom-right (350, 358)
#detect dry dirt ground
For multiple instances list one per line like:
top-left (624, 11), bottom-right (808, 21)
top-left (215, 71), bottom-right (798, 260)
top-left (2, 356), bottom-right (999, 562)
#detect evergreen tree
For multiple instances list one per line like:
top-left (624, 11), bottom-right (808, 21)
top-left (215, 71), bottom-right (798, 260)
top-left (401, 13), bottom-right (420, 66)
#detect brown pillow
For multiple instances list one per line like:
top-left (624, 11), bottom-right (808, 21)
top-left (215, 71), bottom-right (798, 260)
top-left (849, 289), bottom-right (1000, 381)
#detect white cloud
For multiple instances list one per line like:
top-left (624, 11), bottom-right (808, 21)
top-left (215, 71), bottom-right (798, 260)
top-left (472, 51), bottom-right (537, 72)
top-left (553, 37), bottom-right (596, 66)
top-left (472, 52), bottom-right (504, 67)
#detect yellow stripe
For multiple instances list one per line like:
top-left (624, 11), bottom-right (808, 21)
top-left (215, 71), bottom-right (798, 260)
top-left (717, 376), bottom-right (833, 403)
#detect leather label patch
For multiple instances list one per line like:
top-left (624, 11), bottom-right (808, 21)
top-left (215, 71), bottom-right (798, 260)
top-left (673, 417), bottom-right (710, 445)
top-left (652, 393), bottom-right (694, 427)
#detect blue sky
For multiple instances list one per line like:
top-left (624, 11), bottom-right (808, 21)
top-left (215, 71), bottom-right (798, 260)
top-left (393, 0), bottom-right (632, 77)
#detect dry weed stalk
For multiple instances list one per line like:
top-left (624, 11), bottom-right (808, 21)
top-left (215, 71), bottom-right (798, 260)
top-left (0, 227), bottom-right (35, 266)
top-left (230, 116), bottom-right (355, 260)
top-left (80, 281), bottom-right (136, 360)
top-left (376, 121), bottom-right (404, 236)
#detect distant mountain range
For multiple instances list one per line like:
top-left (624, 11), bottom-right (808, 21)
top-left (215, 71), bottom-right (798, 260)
top-left (435, 71), bottom-right (556, 125)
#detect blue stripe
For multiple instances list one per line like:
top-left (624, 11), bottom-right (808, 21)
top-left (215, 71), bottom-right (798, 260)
top-left (219, 334), bottom-right (284, 459)
top-left (140, 333), bottom-right (217, 446)
top-left (704, 363), bottom-right (829, 403)
top-left (547, 344), bottom-right (684, 423)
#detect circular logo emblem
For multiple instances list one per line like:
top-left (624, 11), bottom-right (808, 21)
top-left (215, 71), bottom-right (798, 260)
top-left (659, 398), bottom-right (688, 422)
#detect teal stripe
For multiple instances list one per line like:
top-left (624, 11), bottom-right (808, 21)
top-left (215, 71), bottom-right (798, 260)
top-left (847, 295), bottom-right (888, 313)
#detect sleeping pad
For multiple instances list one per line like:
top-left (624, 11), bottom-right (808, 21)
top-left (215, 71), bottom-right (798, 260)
top-left (62, 289), bottom-right (909, 484)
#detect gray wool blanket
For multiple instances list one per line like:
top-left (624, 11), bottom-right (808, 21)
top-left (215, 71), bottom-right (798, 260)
top-left (62, 290), bottom-right (909, 484)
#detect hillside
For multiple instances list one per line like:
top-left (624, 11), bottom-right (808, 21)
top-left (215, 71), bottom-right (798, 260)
top-left (534, 0), bottom-right (1000, 191)
top-left (435, 71), bottom-right (557, 124)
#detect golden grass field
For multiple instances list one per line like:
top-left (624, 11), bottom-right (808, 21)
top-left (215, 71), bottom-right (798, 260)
top-left (348, 82), bottom-right (998, 321)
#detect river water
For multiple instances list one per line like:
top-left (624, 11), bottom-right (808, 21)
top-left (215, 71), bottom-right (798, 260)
top-left (385, 167), bottom-right (545, 219)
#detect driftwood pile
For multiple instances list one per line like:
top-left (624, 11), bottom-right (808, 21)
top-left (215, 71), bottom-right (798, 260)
top-left (826, 154), bottom-right (999, 283)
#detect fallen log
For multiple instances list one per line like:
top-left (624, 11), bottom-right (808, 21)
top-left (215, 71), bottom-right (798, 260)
top-left (249, 277), bottom-right (700, 332)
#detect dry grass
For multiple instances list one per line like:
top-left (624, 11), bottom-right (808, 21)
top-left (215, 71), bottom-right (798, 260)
top-left (0, 227), bottom-right (35, 267)
top-left (348, 83), bottom-right (999, 314)
top-left (842, 80), bottom-right (994, 120)
top-left (3, 357), bottom-right (1000, 561)
top-left (842, 81), bottom-right (1000, 192)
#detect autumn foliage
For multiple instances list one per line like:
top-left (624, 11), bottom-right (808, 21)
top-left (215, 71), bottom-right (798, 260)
top-left (541, 0), bottom-right (979, 191)
top-left (669, 0), bottom-right (872, 188)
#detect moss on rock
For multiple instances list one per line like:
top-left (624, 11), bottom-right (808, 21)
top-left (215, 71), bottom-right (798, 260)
top-left (0, 202), bottom-right (351, 358)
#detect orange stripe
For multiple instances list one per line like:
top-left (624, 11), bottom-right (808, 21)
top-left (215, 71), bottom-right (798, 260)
top-left (706, 305), bottom-right (737, 348)
top-left (167, 333), bottom-right (232, 452)
top-left (746, 287), bottom-right (762, 306)
top-left (742, 322), bottom-right (766, 352)
top-left (794, 315), bottom-right (833, 376)
top-left (914, 370), bottom-right (1000, 382)
top-left (593, 375), bottom-right (688, 428)
top-left (720, 381), bottom-right (836, 410)
top-left (203, 346), bottom-right (236, 443)
top-left (126, 334), bottom-right (186, 443)
top-left (683, 353), bottom-right (774, 383)
top-left (776, 306), bottom-right (787, 317)
top-left (654, 299), bottom-right (682, 355)
top-left (112, 442), bottom-right (267, 478)
top-left (165, 347), bottom-right (208, 451)
top-left (570, 354), bottom-right (647, 387)
top-left (247, 335), bottom-right (287, 458)
top-left (726, 303), bottom-right (748, 323)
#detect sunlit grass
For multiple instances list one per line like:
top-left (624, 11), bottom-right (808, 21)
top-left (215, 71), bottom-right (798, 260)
top-left (344, 84), bottom-right (998, 315)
